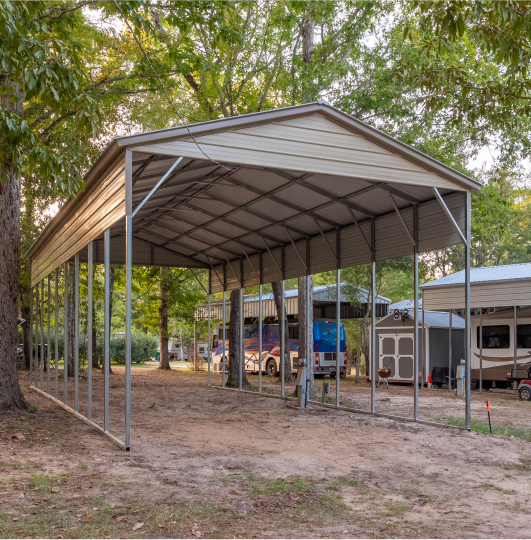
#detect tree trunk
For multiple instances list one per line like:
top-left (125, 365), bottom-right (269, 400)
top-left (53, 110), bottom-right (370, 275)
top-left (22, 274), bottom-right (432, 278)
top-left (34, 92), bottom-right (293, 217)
top-left (67, 262), bottom-right (75, 375)
top-left (227, 289), bottom-right (247, 387)
top-left (159, 267), bottom-right (170, 370)
top-left (301, 7), bottom-right (315, 104)
top-left (271, 281), bottom-right (293, 382)
top-left (298, 275), bottom-right (316, 398)
top-left (0, 73), bottom-right (28, 410)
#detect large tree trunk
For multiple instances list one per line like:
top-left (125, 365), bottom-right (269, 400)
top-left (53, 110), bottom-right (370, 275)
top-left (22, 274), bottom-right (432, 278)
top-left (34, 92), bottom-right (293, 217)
top-left (227, 289), bottom-right (248, 387)
top-left (298, 276), bottom-right (316, 398)
top-left (159, 267), bottom-right (170, 370)
top-left (20, 194), bottom-right (35, 371)
top-left (271, 281), bottom-right (293, 382)
top-left (67, 262), bottom-right (75, 375)
top-left (0, 74), bottom-right (28, 410)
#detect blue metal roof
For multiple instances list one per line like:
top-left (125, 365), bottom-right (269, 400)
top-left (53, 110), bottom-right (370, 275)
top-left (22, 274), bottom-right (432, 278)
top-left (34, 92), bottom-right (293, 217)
top-left (420, 263), bottom-right (531, 288)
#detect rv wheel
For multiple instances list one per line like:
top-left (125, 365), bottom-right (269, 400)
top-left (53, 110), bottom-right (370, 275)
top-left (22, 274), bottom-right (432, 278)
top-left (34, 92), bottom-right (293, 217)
top-left (266, 359), bottom-right (278, 377)
top-left (519, 386), bottom-right (531, 401)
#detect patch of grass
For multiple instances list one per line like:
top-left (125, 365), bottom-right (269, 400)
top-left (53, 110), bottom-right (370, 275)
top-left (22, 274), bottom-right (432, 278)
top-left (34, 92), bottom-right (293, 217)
top-left (326, 477), bottom-right (360, 491)
top-left (480, 482), bottom-right (516, 494)
top-left (0, 461), bottom-right (32, 471)
top-left (434, 416), bottom-right (531, 442)
top-left (5, 423), bottom-right (22, 430)
top-left (500, 460), bottom-right (531, 472)
top-left (247, 473), bottom-right (315, 496)
top-left (30, 473), bottom-right (51, 492)
top-left (78, 461), bottom-right (88, 472)
top-left (379, 501), bottom-right (411, 517)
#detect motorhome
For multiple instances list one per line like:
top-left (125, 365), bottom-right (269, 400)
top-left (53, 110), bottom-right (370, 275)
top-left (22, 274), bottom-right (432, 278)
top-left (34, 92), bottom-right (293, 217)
top-left (211, 319), bottom-right (346, 377)
top-left (471, 307), bottom-right (531, 388)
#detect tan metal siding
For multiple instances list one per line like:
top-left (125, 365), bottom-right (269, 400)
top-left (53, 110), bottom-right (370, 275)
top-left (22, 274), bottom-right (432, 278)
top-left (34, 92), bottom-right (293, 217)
top-left (31, 161), bottom-right (126, 286)
top-left (132, 114), bottom-right (462, 190)
top-left (422, 279), bottom-right (531, 310)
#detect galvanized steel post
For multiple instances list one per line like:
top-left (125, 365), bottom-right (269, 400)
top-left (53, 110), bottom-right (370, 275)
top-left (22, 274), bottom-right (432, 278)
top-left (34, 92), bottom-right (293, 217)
top-left (336, 269), bottom-right (340, 406)
top-left (371, 262), bottom-right (376, 414)
top-left (222, 291), bottom-right (226, 388)
top-left (513, 305), bottom-right (518, 395)
top-left (207, 292), bottom-right (211, 387)
top-left (64, 263), bottom-right (68, 404)
top-left (414, 205), bottom-right (419, 421)
top-left (47, 275), bottom-right (51, 394)
top-left (87, 243), bottom-right (93, 421)
top-left (104, 229), bottom-right (111, 433)
top-left (465, 192), bottom-right (472, 430)
top-left (125, 147), bottom-right (133, 451)
top-left (40, 279), bottom-right (44, 391)
top-left (259, 284), bottom-right (262, 394)
top-left (479, 308), bottom-right (483, 393)
top-left (194, 321), bottom-right (197, 372)
top-left (54, 269), bottom-right (59, 400)
top-left (281, 280), bottom-right (285, 398)
top-left (29, 286), bottom-right (33, 387)
top-left (448, 310), bottom-right (452, 390)
top-left (240, 287), bottom-right (244, 391)
top-left (74, 253), bottom-right (80, 412)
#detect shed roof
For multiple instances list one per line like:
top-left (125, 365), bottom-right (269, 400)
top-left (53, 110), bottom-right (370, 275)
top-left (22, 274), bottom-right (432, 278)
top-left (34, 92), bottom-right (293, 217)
top-left (27, 101), bottom-right (480, 288)
top-left (389, 298), bottom-right (422, 311)
top-left (378, 310), bottom-right (465, 329)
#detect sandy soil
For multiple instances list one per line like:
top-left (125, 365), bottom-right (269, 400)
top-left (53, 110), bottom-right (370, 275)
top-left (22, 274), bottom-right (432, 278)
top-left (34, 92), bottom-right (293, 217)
top-left (1, 368), bottom-right (531, 539)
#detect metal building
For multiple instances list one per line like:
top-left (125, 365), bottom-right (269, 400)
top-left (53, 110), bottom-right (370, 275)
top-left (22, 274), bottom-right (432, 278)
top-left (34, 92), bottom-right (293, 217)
top-left (195, 283), bottom-right (391, 320)
top-left (26, 101), bottom-right (480, 450)
top-left (375, 307), bottom-right (465, 386)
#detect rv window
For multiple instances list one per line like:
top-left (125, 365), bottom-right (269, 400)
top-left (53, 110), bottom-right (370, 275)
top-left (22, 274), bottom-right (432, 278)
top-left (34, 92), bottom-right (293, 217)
top-left (477, 325), bottom-right (510, 349)
top-left (289, 326), bottom-right (299, 340)
top-left (517, 324), bottom-right (531, 348)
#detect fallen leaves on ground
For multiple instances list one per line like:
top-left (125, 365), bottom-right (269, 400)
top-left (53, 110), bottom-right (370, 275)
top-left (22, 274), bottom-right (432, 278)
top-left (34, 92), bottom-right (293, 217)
top-left (132, 522), bottom-right (144, 531)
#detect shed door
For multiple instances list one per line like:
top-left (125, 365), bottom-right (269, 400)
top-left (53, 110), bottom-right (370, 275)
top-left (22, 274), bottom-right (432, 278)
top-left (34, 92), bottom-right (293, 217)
top-left (378, 334), bottom-right (414, 381)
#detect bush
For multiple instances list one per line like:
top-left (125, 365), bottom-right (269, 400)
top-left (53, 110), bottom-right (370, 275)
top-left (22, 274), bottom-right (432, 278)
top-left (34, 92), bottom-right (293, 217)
top-left (107, 332), bottom-right (158, 364)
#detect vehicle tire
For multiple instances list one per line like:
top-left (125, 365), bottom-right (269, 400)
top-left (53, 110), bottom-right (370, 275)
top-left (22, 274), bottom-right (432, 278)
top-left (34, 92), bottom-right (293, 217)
top-left (519, 386), bottom-right (531, 401)
top-left (340, 372), bottom-right (346, 379)
top-left (266, 359), bottom-right (278, 377)
top-left (330, 372), bottom-right (336, 379)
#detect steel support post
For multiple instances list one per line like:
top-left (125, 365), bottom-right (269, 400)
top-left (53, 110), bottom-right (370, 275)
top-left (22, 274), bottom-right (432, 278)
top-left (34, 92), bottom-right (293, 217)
top-left (74, 253), bottom-right (80, 412)
top-left (104, 228), bottom-right (111, 433)
top-left (465, 193), bottom-right (472, 430)
top-left (259, 284), bottom-right (262, 394)
top-left (35, 285), bottom-right (39, 388)
top-left (64, 263), bottom-right (68, 404)
top-left (423, 308), bottom-right (427, 388)
top-left (281, 280), bottom-right (285, 398)
top-left (371, 262), bottom-right (376, 413)
top-left (40, 279), bottom-right (44, 391)
top-left (194, 321), bottom-right (197, 372)
top-left (208, 293), bottom-right (211, 387)
top-left (336, 269), bottom-right (340, 406)
top-left (29, 286), bottom-right (34, 387)
top-left (448, 310), bottom-right (452, 390)
top-left (125, 147), bottom-right (133, 451)
top-left (87, 243), bottom-right (93, 421)
top-left (514, 305), bottom-right (518, 395)
top-left (54, 269), bottom-right (59, 400)
top-left (414, 205), bottom-right (419, 420)
top-left (307, 274), bottom-right (311, 377)
top-left (479, 309), bottom-right (483, 393)
top-left (222, 291), bottom-right (226, 388)
top-left (47, 276), bottom-right (51, 394)
top-left (239, 287), bottom-right (244, 391)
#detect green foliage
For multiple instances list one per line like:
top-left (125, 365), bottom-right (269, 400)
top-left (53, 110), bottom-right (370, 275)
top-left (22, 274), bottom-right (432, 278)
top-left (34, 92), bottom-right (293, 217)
top-left (99, 332), bottom-right (158, 365)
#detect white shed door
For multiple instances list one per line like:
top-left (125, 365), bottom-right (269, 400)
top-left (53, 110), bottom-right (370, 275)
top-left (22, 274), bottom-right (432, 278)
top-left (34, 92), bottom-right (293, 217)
top-left (379, 334), bottom-right (414, 381)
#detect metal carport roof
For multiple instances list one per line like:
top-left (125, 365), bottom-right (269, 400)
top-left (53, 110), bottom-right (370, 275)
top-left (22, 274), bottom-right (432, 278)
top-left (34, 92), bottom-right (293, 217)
top-left (27, 101), bottom-right (480, 288)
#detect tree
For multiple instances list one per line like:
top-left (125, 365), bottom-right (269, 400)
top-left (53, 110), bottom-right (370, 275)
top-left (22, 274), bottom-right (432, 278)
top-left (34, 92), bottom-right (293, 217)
top-left (227, 289), bottom-right (248, 387)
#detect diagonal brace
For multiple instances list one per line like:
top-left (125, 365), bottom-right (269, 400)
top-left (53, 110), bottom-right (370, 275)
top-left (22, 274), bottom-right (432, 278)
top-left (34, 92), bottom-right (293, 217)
top-left (388, 192), bottom-right (416, 247)
top-left (433, 188), bottom-right (467, 245)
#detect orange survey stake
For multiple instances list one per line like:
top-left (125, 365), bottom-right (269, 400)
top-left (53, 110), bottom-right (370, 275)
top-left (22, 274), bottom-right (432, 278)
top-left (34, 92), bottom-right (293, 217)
top-left (486, 401), bottom-right (492, 433)
top-left (486, 401), bottom-right (490, 412)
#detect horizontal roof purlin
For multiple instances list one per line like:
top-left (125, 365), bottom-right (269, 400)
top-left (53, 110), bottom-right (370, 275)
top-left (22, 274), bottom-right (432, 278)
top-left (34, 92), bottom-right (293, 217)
top-left (28, 103), bottom-right (479, 288)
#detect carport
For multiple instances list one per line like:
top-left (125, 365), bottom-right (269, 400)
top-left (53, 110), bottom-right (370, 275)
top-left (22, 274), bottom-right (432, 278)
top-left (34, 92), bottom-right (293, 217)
top-left (26, 101), bottom-right (480, 450)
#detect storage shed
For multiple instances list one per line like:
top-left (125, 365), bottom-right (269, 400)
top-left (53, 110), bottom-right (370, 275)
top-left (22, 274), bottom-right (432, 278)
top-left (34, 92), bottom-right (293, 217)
top-left (375, 306), bottom-right (465, 385)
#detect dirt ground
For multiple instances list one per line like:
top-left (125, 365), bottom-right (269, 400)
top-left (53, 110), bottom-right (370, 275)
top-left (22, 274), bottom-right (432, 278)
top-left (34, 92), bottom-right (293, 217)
top-left (1, 369), bottom-right (531, 539)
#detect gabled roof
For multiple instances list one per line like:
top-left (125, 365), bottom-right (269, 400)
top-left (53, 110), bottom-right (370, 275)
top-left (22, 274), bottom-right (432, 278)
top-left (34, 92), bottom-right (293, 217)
top-left (378, 309), bottom-right (465, 329)
top-left (420, 263), bottom-right (531, 288)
